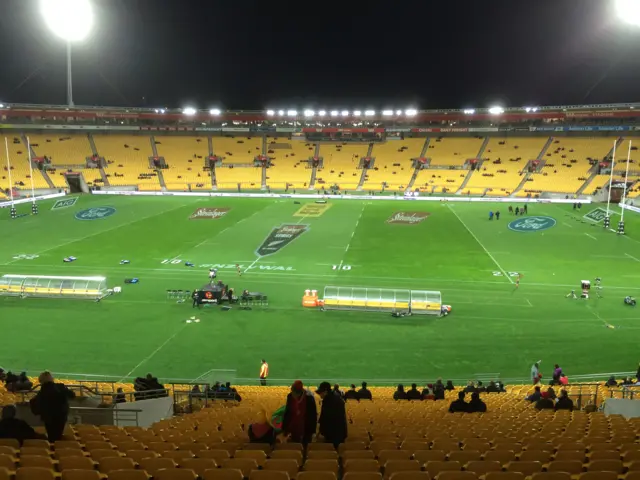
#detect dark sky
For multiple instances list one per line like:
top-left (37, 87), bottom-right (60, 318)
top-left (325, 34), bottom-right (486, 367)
top-left (1, 0), bottom-right (640, 110)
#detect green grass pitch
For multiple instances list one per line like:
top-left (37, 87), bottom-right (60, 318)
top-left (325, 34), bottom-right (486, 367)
top-left (1, 195), bottom-right (639, 384)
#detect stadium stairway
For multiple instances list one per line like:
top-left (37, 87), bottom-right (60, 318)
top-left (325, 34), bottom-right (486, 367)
top-left (355, 144), bottom-right (374, 191)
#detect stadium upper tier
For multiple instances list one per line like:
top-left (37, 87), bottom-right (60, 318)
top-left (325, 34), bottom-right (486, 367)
top-left (154, 136), bottom-right (211, 191)
top-left (0, 136), bottom-right (49, 190)
top-left (427, 137), bottom-right (484, 166)
top-left (266, 138), bottom-right (315, 190)
top-left (525, 138), bottom-right (612, 195)
top-left (316, 143), bottom-right (367, 190)
top-left (363, 139), bottom-right (425, 192)
top-left (465, 138), bottom-right (547, 196)
top-left (93, 135), bottom-right (161, 191)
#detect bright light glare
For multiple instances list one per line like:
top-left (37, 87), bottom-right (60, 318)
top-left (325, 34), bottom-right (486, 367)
top-left (40, 0), bottom-right (94, 41)
top-left (488, 106), bottom-right (504, 115)
top-left (266, 110), bottom-right (275, 116)
top-left (616, 0), bottom-right (640, 26)
top-left (382, 110), bottom-right (393, 116)
top-left (209, 108), bottom-right (221, 115)
top-left (341, 110), bottom-right (349, 116)
top-left (0, 104), bottom-right (4, 108)
top-left (287, 109), bottom-right (297, 116)
top-left (353, 110), bottom-right (362, 116)
top-left (463, 109), bottom-right (475, 114)
top-left (405, 108), bottom-right (417, 116)
top-left (395, 109), bottom-right (402, 115)
top-left (318, 110), bottom-right (326, 116)
top-left (303, 109), bottom-right (315, 117)
top-left (364, 110), bottom-right (375, 116)
top-left (183, 107), bottom-right (197, 116)
top-left (330, 110), bottom-right (339, 117)
top-left (277, 110), bottom-right (285, 116)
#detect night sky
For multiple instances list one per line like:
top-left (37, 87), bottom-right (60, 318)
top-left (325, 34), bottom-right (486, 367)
top-left (1, 0), bottom-right (640, 110)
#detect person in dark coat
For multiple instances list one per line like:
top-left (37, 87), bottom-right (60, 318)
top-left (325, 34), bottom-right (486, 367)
top-left (393, 384), bottom-right (408, 400)
top-left (0, 405), bottom-right (46, 445)
top-left (433, 379), bottom-right (446, 400)
top-left (467, 392), bottom-right (487, 413)
top-left (445, 380), bottom-right (455, 391)
top-left (29, 372), bottom-right (75, 442)
top-left (357, 382), bottom-right (372, 400)
top-left (406, 383), bottom-right (422, 401)
top-left (555, 390), bottom-right (574, 412)
top-left (315, 382), bottom-right (348, 448)
top-left (344, 384), bottom-right (359, 401)
top-left (448, 391), bottom-right (469, 413)
top-left (282, 380), bottom-right (317, 446)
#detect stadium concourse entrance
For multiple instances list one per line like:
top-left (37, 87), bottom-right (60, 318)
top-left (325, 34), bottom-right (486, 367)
top-left (322, 286), bottom-right (441, 315)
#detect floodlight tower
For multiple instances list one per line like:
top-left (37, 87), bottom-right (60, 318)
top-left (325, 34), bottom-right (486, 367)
top-left (40, 0), bottom-right (94, 107)
top-left (615, 0), bottom-right (640, 26)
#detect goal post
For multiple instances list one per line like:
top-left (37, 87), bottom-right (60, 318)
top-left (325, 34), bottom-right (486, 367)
top-left (322, 285), bottom-right (442, 315)
top-left (0, 274), bottom-right (109, 301)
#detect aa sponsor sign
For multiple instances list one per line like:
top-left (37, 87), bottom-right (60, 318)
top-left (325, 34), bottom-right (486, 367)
top-left (189, 207), bottom-right (230, 219)
top-left (387, 212), bottom-right (430, 224)
top-left (52, 197), bottom-right (78, 210)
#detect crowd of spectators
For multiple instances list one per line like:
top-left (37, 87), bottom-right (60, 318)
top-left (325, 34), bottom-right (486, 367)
top-left (0, 370), bottom-right (33, 393)
top-left (191, 382), bottom-right (242, 402)
top-left (133, 373), bottom-right (168, 400)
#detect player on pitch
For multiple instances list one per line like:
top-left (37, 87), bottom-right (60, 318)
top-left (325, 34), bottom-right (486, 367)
top-left (236, 264), bottom-right (242, 276)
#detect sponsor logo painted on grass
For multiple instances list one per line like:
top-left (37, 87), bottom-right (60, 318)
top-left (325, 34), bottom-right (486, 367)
top-left (387, 211), bottom-right (430, 224)
top-left (51, 197), bottom-right (78, 210)
top-left (12, 254), bottom-right (39, 260)
top-left (74, 206), bottom-right (116, 220)
top-left (160, 260), bottom-right (296, 271)
top-left (493, 271), bottom-right (520, 277)
top-left (508, 216), bottom-right (556, 232)
top-left (293, 203), bottom-right (332, 217)
top-left (190, 207), bottom-right (230, 219)
top-left (583, 207), bottom-right (611, 223)
top-left (256, 224), bottom-right (309, 257)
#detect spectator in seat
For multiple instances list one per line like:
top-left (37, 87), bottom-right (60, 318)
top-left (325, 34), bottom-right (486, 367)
top-left (248, 408), bottom-right (276, 445)
top-left (555, 390), bottom-right (574, 411)
top-left (546, 386), bottom-right (557, 400)
top-left (406, 383), bottom-right (422, 400)
top-left (29, 371), bottom-right (75, 442)
top-left (559, 374), bottom-right (569, 386)
top-left (605, 376), bottom-right (617, 387)
top-left (433, 379), bottom-right (446, 400)
top-left (448, 391), bottom-right (469, 413)
top-left (486, 381), bottom-right (500, 393)
top-left (315, 381), bottom-right (348, 448)
top-left (0, 369), bottom-right (5, 383)
top-left (282, 380), bottom-right (317, 446)
top-left (535, 396), bottom-right (555, 410)
top-left (422, 385), bottom-right (435, 401)
top-left (445, 380), bottom-right (455, 391)
top-left (526, 386), bottom-right (542, 403)
top-left (114, 388), bottom-right (126, 404)
top-left (344, 384), bottom-right (359, 401)
top-left (393, 384), bottom-right (407, 400)
top-left (464, 381), bottom-right (476, 393)
top-left (4, 371), bottom-right (18, 391)
top-left (468, 392), bottom-right (487, 413)
top-left (358, 382), bottom-right (372, 400)
top-left (333, 384), bottom-right (344, 400)
top-left (0, 405), bottom-right (46, 445)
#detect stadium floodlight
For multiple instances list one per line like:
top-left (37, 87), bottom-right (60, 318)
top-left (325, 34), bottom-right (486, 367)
top-left (382, 110), bottom-right (394, 116)
top-left (341, 110), bottom-right (349, 116)
top-left (209, 108), bottom-right (221, 115)
top-left (353, 110), bottom-right (362, 116)
top-left (330, 110), bottom-right (339, 117)
top-left (318, 110), bottom-right (326, 116)
top-left (266, 109), bottom-right (275, 116)
top-left (277, 109), bottom-right (285, 116)
top-left (183, 107), bottom-right (197, 116)
top-left (463, 109), bottom-right (475, 114)
top-left (525, 107), bottom-right (532, 113)
top-left (303, 109), bottom-right (315, 117)
top-left (488, 106), bottom-right (504, 115)
top-left (40, 0), bottom-right (94, 107)
top-left (395, 109), bottom-right (402, 115)
top-left (364, 110), bottom-right (375, 116)
top-left (405, 108), bottom-right (417, 116)
top-left (287, 109), bottom-right (297, 116)
top-left (616, 0), bottom-right (640, 26)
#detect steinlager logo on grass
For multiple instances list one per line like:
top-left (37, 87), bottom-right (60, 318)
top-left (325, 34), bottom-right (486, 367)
top-left (583, 207), bottom-right (609, 223)
top-left (51, 197), bottom-right (78, 210)
top-left (293, 203), bottom-right (332, 217)
top-left (256, 224), bottom-right (309, 257)
top-left (508, 216), bottom-right (556, 232)
top-left (75, 206), bottom-right (117, 221)
top-left (387, 212), bottom-right (430, 224)
top-left (190, 207), bottom-right (230, 219)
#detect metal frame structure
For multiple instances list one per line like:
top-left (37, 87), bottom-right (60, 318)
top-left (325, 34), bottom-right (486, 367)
top-left (322, 285), bottom-right (441, 315)
top-left (0, 274), bottom-right (108, 301)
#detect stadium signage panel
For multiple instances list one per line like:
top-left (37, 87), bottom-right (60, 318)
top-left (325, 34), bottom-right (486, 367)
top-left (529, 126), bottom-right (629, 132)
top-left (293, 203), bottom-right (331, 217)
top-left (74, 207), bottom-right (117, 220)
top-left (583, 207), bottom-right (609, 223)
top-left (387, 212), bottom-right (430, 224)
top-left (189, 207), bottom-right (230, 219)
top-left (507, 216), bottom-right (557, 232)
top-left (52, 197), bottom-right (78, 210)
top-left (256, 224), bottom-right (309, 257)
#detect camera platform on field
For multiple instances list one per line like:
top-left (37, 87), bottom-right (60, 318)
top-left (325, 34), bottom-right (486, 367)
top-left (320, 285), bottom-right (442, 315)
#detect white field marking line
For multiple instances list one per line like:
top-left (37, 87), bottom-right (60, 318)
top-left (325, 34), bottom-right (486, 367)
top-left (526, 298), bottom-right (533, 307)
top-left (592, 255), bottom-right (629, 259)
top-left (192, 226), bottom-right (231, 249)
top-left (585, 233), bottom-right (597, 240)
top-left (447, 204), bottom-right (513, 284)
top-left (296, 215), bottom-right (307, 225)
top-left (243, 257), bottom-right (260, 274)
top-left (586, 304), bottom-right (610, 327)
top-left (552, 203), bottom-right (640, 245)
top-left (4, 201), bottom-right (194, 265)
top-left (625, 253), bottom-right (640, 263)
top-left (345, 205), bottom-right (365, 253)
top-left (562, 222), bottom-right (573, 228)
top-left (118, 325), bottom-right (187, 382)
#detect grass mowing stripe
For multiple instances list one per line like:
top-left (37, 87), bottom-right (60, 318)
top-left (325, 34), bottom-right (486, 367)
top-left (447, 204), bottom-right (513, 284)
